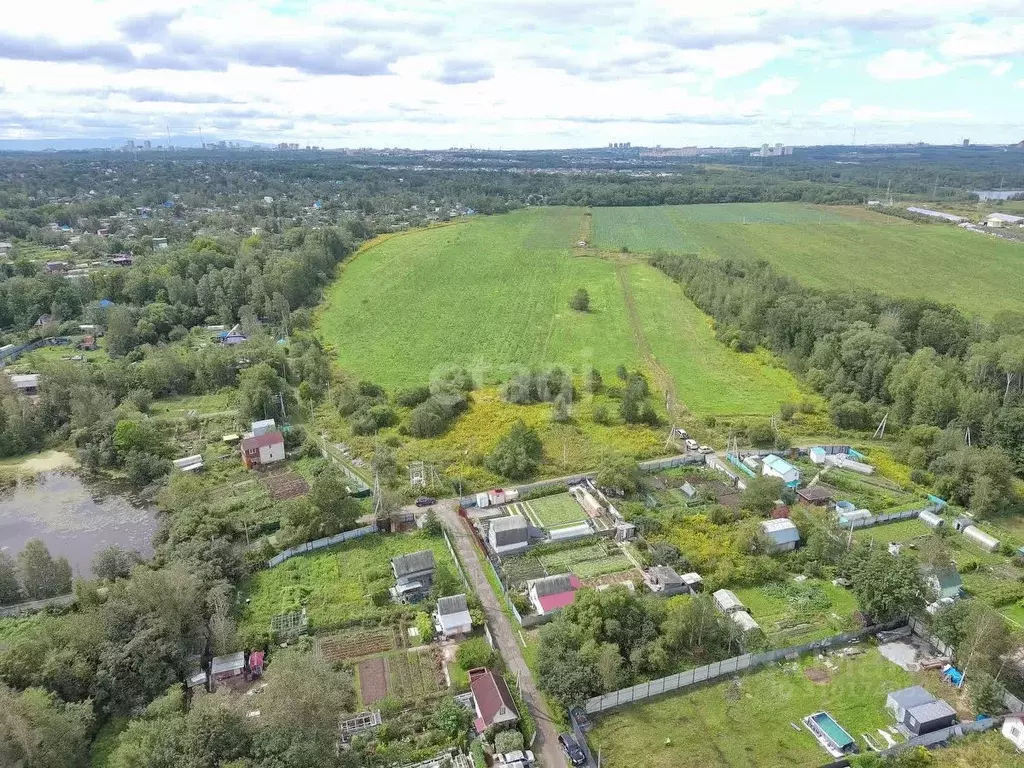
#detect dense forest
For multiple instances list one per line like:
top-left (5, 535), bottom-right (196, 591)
top-left (652, 252), bottom-right (1024, 514)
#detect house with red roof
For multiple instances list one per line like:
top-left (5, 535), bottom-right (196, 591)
top-left (468, 668), bottom-right (519, 734)
top-left (241, 431), bottom-right (285, 469)
top-left (527, 573), bottom-right (582, 616)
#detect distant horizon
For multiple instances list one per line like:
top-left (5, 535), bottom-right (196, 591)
top-left (0, 137), bottom-right (1020, 153)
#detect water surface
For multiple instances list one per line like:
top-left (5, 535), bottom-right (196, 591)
top-left (0, 472), bottom-right (158, 576)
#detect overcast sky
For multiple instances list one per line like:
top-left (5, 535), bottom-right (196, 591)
top-left (1, 0), bottom-right (1022, 149)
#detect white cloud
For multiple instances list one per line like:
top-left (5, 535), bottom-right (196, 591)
top-left (757, 77), bottom-right (800, 97)
top-left (866, 49), bottom-right (950, 80)
top-left (0, 0), bottom-right (1020, 146)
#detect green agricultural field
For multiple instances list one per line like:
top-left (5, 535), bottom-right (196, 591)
top-left (320, 208), bottom-right (641, 389)
top-left (319, 208), bottom-right (806, 418)
top-left (588, 648), bottom-right (926, 768)
top-left (623, 262), bottom-right (803, 415)
top-left (592, 203), bottom-right (1024, 317)
top-left (522, 493), bottom-right (587, 527)
top-left (237, 532), bottom-right (454, 636)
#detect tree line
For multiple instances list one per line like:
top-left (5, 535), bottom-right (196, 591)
top-left (652, 252), bottom-right (1024, 515)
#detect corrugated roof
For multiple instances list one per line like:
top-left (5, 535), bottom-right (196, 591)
top-left (491, 515), bottom-right (529, 546)
top-left (437, 594), bottom-right (469, 616)
top-left (908, 699), bottom-right (956, 723)
top-left (761, 518), bottom-right (800, 544)
top-left (797, 486), bottom-right (834, 502)
top-left (469, 669), bottom-right (518, 728)
top-left (889, 686), bottom-right (934, 710)
top-left (532, 573), bottom-right (575, 597)
top-left (762, 454), bottom-right (797, 475)
top-left (649, 565), bottom-right (683, 585)
top-left (392, 550), bottom-right (436, 577)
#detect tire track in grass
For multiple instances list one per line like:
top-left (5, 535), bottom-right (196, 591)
top-left (614, 258), bottom-right (683, 418)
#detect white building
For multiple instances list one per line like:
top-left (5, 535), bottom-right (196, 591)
top-left (760, 518), bottom-right (801, 553)
top-left (984, 212), bottom-right (1024, 228)
top-left (1002, 714), bottom-right (1024, 751)
top-left (761, 454), bottom-right (800, 487)
top-left (731, 610), bottom-right (760, 633)
top-left (435, 594), bottom-right (473, 638)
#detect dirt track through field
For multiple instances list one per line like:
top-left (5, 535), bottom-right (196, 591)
top-left (613, 259), bottom-right (682, 418)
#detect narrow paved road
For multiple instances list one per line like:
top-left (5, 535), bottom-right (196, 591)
top-left (437, 503), bottom-right (565, 768)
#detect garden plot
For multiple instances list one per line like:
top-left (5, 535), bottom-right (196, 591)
top-left (538, 542), bottom-right (633, 579)
top-left (358, 657), bottom-right (389, 705)
top-left (387, 649), bottom-right (444, 700)
top-left (238, 532), bottom-right (455, 635)
top-left (317, 626), bottom-right (398, 664)
top-left (588, 647), bottom-right (930, 768)
top-left (521, 493), bottom-right (588, 528)
top-left (261, 470), bottom-right (310, 501)
top-left (852, 518), bottom-right (932, 546)
top-left (734, 580), bottom-right (860, 647)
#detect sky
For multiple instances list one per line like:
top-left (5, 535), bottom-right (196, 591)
top-left (0, 0), bottom-right (1022, 149)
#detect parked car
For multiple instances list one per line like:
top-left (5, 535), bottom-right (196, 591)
top-left (558, 733), bottom-right (586, 766)
top-left (674, 428), bottom-right (688, 439)
top-left (698, 445), bottom-right (714, 454)
top-left (684, 439), bottom-right (699, 451)
top-left (415, 496), bottom-right (436, 507)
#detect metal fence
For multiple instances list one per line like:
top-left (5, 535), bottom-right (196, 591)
top-left (909, 617), bottom-right (1024, 714)
top-left (266, 523), bottom-right (378, 567)
top-left (584, 618), bottom-right (907, 714)
top-left (442, 529), bottom-right (469, 589)
top-left (638, 454), bottom-right (701, 472)
top-left (0, 593), bottom-right (75, 617)
top-left (845, 506), bottom-right (935, 530)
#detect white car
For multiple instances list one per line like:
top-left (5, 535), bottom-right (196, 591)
top-left (698, 445), bottom-right (714, 454)
top-left (684, 439), bottom-right (699, 451)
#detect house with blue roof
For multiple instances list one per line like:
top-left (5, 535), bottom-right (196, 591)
top-left (761, 454), bottom-right (800, 488)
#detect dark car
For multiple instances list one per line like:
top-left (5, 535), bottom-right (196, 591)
top-left (415, 497), bottom-right (436, 507)
top-left (558, 733), bottom-right (586, 766)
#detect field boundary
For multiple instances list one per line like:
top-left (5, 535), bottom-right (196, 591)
top-left (266, 523), bottom-right (378, 567)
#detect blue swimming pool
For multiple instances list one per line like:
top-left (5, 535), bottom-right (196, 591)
top-left (809, 712), bottom-right (855, 750)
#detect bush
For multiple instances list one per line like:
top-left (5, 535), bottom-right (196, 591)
top-left (415, 612), bottom-right (435, 641)
top-left (494, 730), bottom-right (524, 753)
top-left (569, 288), bottom-right (590, 312)
top-left (592, 404), bottom-right (610, 425)
top-left (456, 637), bottom-right (495, 670)
top-left (396, 385), bottom-right (432, 408)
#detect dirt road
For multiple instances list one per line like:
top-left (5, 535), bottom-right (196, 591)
top-left (437, 503), bottom-right (565, 768)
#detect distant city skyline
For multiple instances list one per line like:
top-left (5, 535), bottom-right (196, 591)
top-left (0, 0), bottom-right (1021, 149)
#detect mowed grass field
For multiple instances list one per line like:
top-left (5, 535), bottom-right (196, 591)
top-left (593, 204), bottom-right (1024, 317)
top-left (588, 648), bottom-right (919, 768)
top-left (320, 207), bottom-right (804, 416)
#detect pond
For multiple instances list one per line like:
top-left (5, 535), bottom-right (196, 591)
top-left (0, 471), bottom-right (159, 576)
top-left (973, 190), bottom-right (1024, 201)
